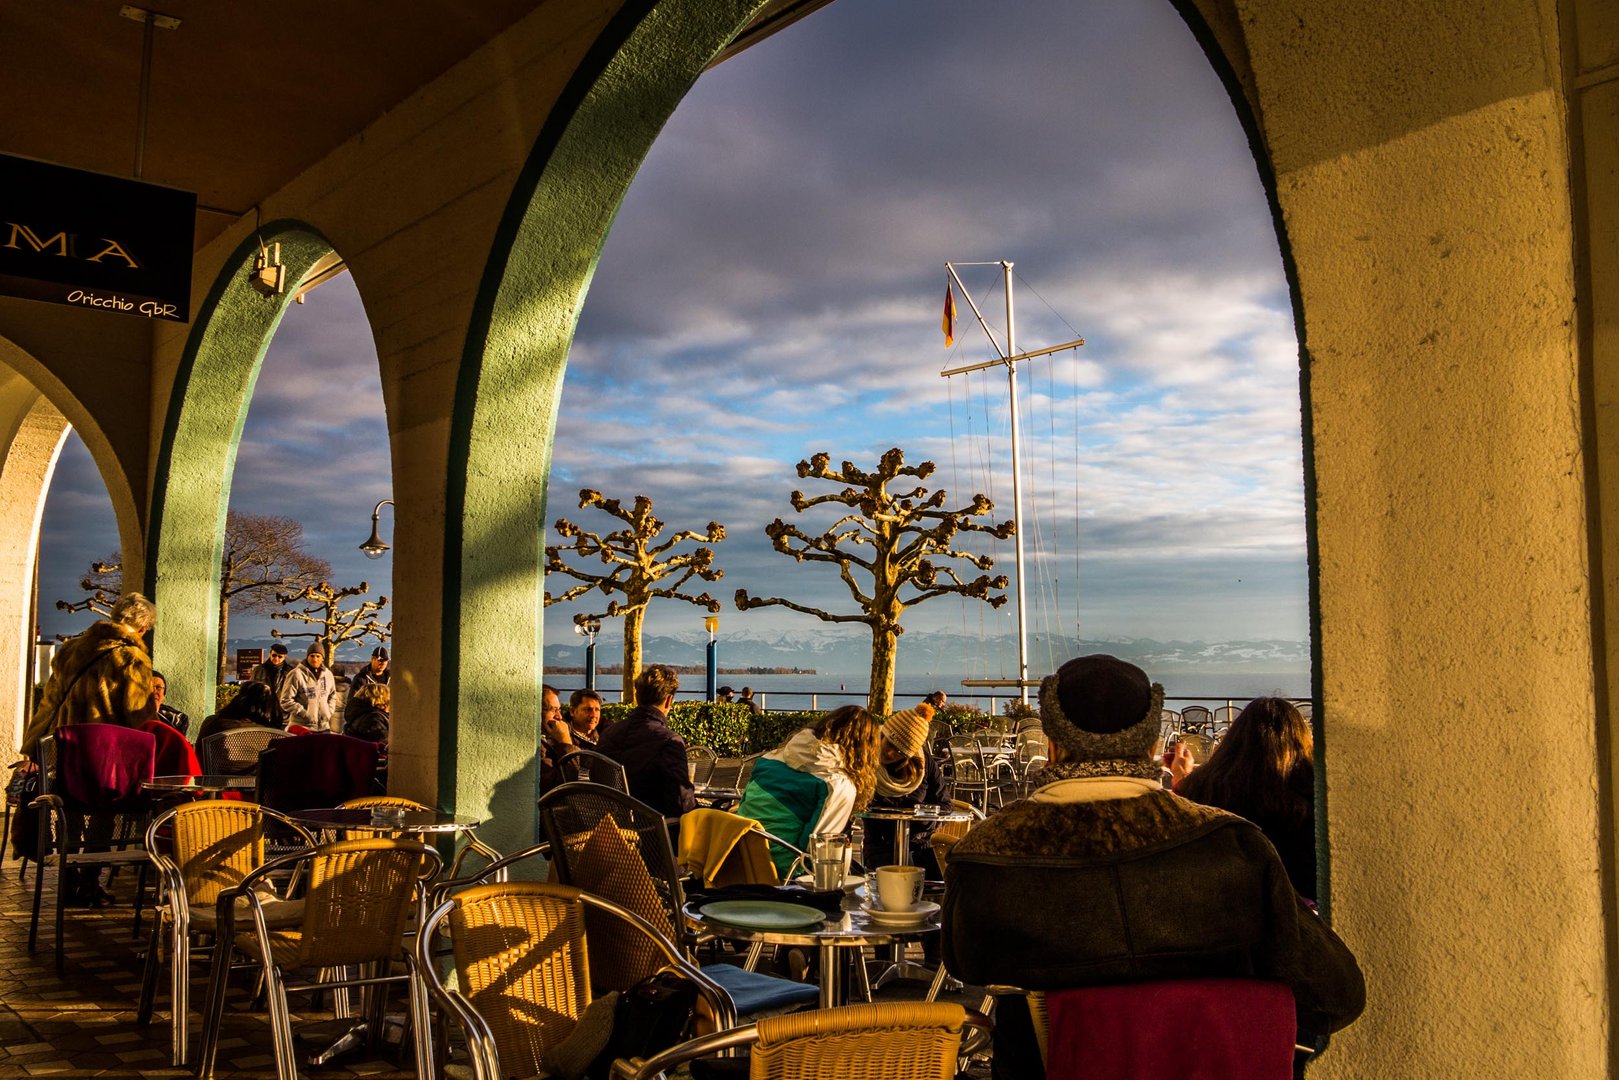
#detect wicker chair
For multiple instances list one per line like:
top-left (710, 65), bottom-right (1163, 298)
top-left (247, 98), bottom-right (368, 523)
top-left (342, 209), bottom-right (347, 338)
top-left (194, 837), bottom-right (441, 1080)
top-left (417, 880), bottom-right (734, 1080)
top-left (336, 796), bottom-right (502, 878)
top-left (927, 800), bottom-right (985, 874)
top-left (539, 784), bottom-right (818, 1017)
top-left (136, 799), bottom-right (316, 1065)
top-left (196, 727), bottom-right (288, 776)
top-left (613, 1002), bottom-right (976, 1080)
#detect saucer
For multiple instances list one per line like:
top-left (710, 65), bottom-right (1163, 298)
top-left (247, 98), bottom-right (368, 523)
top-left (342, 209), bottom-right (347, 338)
top-left (863, 899), bottom-right (940, 924)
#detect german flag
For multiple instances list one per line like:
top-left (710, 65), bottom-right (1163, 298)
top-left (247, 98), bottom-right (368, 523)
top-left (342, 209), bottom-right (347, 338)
top-left (942, 284), bottom-right (957, 347)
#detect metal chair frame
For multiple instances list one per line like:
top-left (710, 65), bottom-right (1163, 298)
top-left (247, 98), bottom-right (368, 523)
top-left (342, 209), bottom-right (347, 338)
top-left (610, 1002), bottom-right (987, 1080)
top-left (197, 727), bottom-right (289, 776)
top-left (28, 733), bottom-right (155, 971)
top-left (686, 746), bottom-right (719, 787)
top-left (194, 838), bottom-right (442, 1080)
top-left (136, 800), bottom-right (317, 1066)
top-left (570, 747), bottom-right (631, 792)
top-left (417, 881), bottom-right (736, 1080)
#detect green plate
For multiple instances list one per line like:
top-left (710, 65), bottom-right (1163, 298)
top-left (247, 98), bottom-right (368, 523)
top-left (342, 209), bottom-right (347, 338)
top-left (698, 900), bottom-right (827, 930)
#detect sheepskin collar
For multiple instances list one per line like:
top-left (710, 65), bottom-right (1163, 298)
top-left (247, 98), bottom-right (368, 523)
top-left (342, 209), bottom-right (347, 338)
top-left (951, 789), bottom-right (1241, 861)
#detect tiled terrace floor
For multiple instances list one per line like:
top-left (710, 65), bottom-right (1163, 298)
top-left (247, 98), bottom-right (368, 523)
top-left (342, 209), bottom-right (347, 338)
top-left (0, 853), bottom-right (417, 1079)
top-left (0, 848), bottom-right (986, 1078)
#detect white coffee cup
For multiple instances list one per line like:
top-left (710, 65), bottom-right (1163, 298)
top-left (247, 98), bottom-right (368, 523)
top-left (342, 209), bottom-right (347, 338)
top-left (875, 864), bottom-right (924, 912)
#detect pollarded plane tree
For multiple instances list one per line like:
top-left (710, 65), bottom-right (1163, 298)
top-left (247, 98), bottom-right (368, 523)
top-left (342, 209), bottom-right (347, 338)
top-left (270, 581), bottom-right (390, 665)
top-left (735, 448), bottom-right (1014, 715)
top-left (544, 490), bottom-right (725, 699)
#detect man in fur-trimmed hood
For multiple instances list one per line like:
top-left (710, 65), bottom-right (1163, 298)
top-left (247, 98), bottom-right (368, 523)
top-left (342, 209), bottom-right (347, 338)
top-left (942, 654), bottom-right (1364, 1078)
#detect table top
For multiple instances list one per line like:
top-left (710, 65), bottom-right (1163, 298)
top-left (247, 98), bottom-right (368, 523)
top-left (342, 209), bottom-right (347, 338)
top-left (694, 786), bottom-right (742, 801)
top-left (684, 889), bottom-right (940, 946)
top-left (285, 807), bottom-right (481, 834)
top-left (141, 774), bottom-right (256, 793)
top-left (857, 805), bottom-right (973, 824)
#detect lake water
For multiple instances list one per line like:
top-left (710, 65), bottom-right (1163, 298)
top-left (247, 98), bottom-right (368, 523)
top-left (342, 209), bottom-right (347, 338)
top-left (562, 670), bottom-right (1312, 713)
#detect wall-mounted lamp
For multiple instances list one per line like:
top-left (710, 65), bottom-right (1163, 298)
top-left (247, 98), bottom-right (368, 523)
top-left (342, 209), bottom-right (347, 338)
top-left (359, 499), bottom-right (395, 559)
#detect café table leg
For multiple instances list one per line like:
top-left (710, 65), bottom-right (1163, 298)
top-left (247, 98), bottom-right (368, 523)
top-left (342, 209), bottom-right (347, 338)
top-left (818, 943), bottom-right (841, 1009)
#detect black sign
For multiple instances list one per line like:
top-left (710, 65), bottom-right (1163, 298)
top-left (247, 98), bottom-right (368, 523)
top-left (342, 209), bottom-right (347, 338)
top-left (0, 153), bottom-right (195, 322)
top-left (236, 648), bottom-right (263, 683)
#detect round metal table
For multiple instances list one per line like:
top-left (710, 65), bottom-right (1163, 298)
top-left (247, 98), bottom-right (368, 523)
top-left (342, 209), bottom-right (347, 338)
top-left (140, 773), bottom-right (256, 795)
top-left (857, 805), bottom-right (973, 866)
top-left (684, 890), bottom-right (940, 1008)
top-left (284, 806), bottom-right (482, 837)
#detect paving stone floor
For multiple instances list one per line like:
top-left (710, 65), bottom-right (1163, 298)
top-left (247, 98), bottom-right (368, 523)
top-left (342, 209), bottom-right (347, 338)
top-left (0, 853), bottom-right (414, 1079)
top-left (0, 851), bottom-right (991, 1078)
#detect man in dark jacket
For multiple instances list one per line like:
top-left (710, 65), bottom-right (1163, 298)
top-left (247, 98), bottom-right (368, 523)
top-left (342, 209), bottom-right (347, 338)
top-left (595, 664), bottom-right (695, 818)
top-left (943, 655), bottom-right (1365, 1079)
top-left (345, 646), bottom-right (391, 723)
top-left (249, 642), bottom-right (291, 698)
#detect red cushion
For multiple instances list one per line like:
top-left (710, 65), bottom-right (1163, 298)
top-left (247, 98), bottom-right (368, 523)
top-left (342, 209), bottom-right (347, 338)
top-left (1045, 978), bottom-right (1295, 1080)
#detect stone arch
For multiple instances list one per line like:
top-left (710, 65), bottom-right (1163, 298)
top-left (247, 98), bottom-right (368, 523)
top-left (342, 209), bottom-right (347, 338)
top-left (146, 223), bottom-right (338, 719)
top-left (0, 337), bottom-right (142, 751)
top-left (441, 0), bottom-right (771, 854)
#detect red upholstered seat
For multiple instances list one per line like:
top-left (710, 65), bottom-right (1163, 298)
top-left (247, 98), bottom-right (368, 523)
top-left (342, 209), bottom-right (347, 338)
top-left (1045, 978), bottom-right (1295, 1080)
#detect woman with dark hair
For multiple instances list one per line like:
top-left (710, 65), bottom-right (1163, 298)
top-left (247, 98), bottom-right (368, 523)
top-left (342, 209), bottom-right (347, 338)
top-left (195, 681), bottom-right (283, 744)
top-left (1177, 696), bottom-right (1317, 900)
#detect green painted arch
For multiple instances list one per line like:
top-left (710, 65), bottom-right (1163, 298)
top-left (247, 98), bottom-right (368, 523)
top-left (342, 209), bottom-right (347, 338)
top-left (442, 0), bottom-right (770, 855)
top-left (146, 223), bottom-right (336, 721)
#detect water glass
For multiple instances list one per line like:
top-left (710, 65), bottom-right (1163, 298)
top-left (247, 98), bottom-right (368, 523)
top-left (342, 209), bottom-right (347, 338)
top-left (810, 832), bottom-right (852, 890)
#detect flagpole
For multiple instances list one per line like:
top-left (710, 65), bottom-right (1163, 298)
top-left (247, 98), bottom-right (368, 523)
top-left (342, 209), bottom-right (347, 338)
top-left (1003, 260), bottom-right (1030, 704)
top-left (940, 261), bottom-right (1084, 700)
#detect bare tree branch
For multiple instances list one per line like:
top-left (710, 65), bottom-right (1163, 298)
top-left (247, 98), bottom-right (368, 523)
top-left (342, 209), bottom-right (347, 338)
top-left (737, 447), bottom-right (1012, 713)
top-left (544, 489), bottom-right (727, 694)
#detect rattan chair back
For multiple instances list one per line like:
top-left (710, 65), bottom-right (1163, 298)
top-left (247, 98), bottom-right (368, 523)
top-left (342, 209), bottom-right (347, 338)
top-left (751, 1002), bottom-right (967, 1080)
top-left (169, 799), bottom-right (267, 909)
top-left (275, 838), bottom-right (430, 969)
top-left (197, 727), bottom-right (287, 776)
top-left (449, 881), bottom-right (593, 1075)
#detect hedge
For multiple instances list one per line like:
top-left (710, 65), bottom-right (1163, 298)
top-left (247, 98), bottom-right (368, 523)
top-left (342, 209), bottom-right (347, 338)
top-left (594, 701), bottom-right (816, 755)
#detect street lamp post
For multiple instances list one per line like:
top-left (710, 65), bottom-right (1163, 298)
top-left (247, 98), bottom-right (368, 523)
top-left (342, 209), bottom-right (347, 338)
top-left (360, 499), bottom-right (395, 559)
top-left (575, 619), bottom-right (602, 692)
top-left (704, 616), bottom-right (719, 702)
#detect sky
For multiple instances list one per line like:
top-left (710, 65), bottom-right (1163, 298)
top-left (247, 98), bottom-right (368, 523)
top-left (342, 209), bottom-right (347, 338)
top-left (36, 0), bottom-right (1307, 677)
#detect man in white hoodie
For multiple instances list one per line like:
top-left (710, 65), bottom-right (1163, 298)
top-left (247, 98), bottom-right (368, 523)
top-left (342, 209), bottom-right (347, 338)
top-left (279, 643), bottom-right (338, 732)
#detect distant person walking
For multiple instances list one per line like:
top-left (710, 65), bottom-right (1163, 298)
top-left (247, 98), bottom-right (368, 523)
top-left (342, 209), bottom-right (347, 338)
top-left (280, 644), bottom-right (338, 732)
top-left (738, 686), bottom-right (762, 715)
top-left (250, 643), bottom-right (292, 698)
top-left (924, 689), bottom-right (948, 712)
top-left (345, 646), bottom-right (390, 723)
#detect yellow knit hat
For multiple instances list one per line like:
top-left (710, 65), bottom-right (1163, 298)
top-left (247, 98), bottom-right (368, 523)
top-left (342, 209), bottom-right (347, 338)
top-left (882, 703), bottom-right (933, 760)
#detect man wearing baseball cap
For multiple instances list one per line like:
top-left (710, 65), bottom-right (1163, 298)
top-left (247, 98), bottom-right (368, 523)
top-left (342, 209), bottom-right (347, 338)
top-left (942, 655), bottom-right (1364, 1077)
top-left (346, 645), bottom-right (391, 723)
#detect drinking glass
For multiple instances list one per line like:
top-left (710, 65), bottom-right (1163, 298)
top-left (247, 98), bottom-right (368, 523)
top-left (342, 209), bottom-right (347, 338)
top-left (810, 832), bottom-right (852, 890)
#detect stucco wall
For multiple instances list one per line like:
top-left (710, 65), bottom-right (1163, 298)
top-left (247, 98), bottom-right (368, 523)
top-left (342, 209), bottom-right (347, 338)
top-left (1226, 0), bottom-right (1609, 1074)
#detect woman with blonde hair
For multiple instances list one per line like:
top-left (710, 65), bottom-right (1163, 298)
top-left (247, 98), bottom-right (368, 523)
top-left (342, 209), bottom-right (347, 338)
top-left (738, 704), bottom-right (881, 877)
